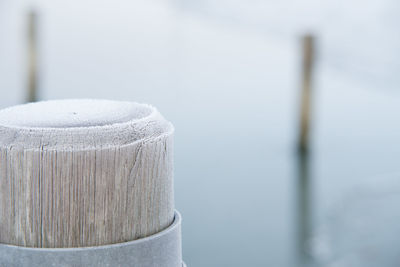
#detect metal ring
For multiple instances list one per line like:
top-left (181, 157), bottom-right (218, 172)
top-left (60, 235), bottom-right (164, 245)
top-left (0, 211), bottom-right (183, 267)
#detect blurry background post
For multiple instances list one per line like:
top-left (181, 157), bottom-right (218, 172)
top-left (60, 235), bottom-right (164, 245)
top-left (298, 34), bottom-right (315, 154)
top-left (295, 34), bottom-right (315, 267)
top-left (27, 9), bottom-right (38, 103)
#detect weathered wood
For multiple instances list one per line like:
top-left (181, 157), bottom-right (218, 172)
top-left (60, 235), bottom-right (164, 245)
top-left (298, 35), bottom-right (315, 154)
top-left (0, 99), bottom-right (174, 248)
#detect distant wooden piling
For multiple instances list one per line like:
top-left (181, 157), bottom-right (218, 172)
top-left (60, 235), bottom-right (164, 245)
top-left (298, 35), bottom-right (315, 154)
top-left (27, 10), bottom-right (38, 103)
top-left (0, 100), bottom-right (174, 248)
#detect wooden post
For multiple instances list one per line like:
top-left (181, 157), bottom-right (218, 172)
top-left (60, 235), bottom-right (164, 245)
top-left (0, 99), bottom-right (174, 248)
top-left (294, 34), bottom-right (315, 266)
top-left (298, 35), bottom-right (315, 154)
top-left (27, 10), bottom-right (38, 103)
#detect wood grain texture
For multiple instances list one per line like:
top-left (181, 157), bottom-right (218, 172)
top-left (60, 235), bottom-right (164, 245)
top-left (0, 100), bottom-right (174, 248)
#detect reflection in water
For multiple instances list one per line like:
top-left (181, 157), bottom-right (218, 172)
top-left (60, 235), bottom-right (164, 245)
top-left (295, 151), bottom-right (314, 267)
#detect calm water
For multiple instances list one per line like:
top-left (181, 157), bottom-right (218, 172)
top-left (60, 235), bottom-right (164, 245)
top-left (1, 0), bottom-right (400, 266)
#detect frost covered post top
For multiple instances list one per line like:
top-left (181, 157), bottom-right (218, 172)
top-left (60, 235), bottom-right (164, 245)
top-left (0, 99), bottom-right (153, 128)
top-left (0, 99), bottom-right (175, 248)
top-left (0, 99), bottom-right (173, 150)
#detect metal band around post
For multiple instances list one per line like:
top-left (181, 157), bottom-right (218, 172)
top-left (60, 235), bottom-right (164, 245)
top-left (0, 211), bottom-right (184, 267)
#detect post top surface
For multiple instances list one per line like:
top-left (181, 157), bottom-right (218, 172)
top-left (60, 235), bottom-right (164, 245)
top-left (0, 99), bottom-right (153, 128)
top-left (0, 99), bottom-right (173, 150)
